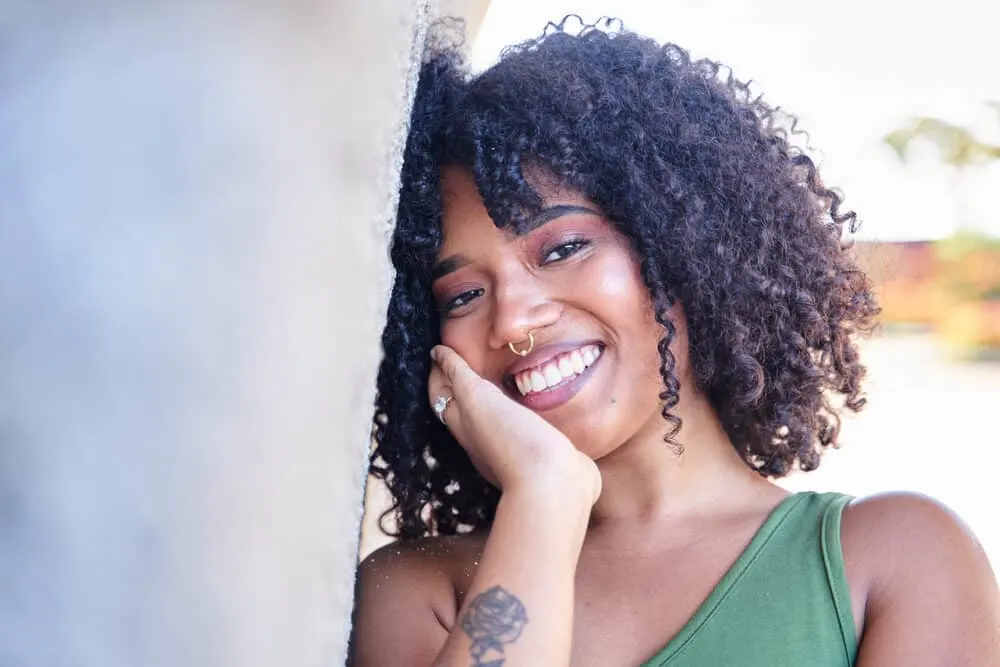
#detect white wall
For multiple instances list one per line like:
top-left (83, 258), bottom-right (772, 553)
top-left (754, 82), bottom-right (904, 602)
top-left (0, 2), bottom-right (431, 665)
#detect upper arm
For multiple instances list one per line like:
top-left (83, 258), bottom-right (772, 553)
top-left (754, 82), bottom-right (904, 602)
top-left (348, 542), bottom-right (453, 667)
top-left (845, 492), bottom-right (1000, 666)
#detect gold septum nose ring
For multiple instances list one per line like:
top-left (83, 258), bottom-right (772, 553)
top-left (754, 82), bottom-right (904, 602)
top-left (507, 330), bottom-right (535, 357)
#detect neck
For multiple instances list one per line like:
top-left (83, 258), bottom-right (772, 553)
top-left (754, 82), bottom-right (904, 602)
top-left (589, 391), bottom-right (774, 527)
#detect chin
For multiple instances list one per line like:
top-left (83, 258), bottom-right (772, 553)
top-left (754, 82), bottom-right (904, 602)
top-left (552, 420), bottom-right (616, 460)
top-left (580, 441), bottom-right (623, 463)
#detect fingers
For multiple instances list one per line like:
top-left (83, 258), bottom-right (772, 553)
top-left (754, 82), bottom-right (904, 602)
top-left (430, 345), bottom-right (461, 381)
top-left (431, 345), bottom-right (482, 395)
top-left (427, 346), bottom-right (470, 429)
top-left (428, 345), bottom-right (487, 431)
top-left (427, 362), bottom-right (453, 423)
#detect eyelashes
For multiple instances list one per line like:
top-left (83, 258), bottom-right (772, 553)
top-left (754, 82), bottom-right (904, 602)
top-left (443, 287), bottom-right (485, 313)
top-left (439, 236), bottom-right (593, 316)
top-left (541, 237), bottom-right (591, 264)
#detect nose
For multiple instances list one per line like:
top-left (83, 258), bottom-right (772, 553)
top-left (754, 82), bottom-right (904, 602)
top-left (487, 264), bottom-right (562, 351)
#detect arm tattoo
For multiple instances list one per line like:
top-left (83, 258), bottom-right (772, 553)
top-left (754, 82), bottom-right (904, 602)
top-left (459, 585), bottom-right (529, 666)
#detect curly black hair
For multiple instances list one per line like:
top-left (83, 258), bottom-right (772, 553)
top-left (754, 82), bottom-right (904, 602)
top-left (370, 16), bottom-right (879, 540)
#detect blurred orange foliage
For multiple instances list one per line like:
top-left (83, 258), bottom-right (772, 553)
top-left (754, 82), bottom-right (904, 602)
top-left (853, 239), bottom-right (1000, 354)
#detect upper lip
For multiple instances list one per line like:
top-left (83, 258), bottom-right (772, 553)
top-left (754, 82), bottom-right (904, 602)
top-left (503, 339), bottom-right (603, 380)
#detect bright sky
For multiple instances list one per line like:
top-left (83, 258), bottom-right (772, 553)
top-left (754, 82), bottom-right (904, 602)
top-left (470, 0), bottom-right (1000, 241)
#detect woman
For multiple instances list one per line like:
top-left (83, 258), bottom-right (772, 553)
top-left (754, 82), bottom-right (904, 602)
top-left (350, 17), bottom-right (1000, 667)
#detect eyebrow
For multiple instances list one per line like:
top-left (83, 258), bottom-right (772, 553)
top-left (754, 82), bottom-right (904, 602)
top-left (431, 204), bottom-right (601, 281)
top-left (526, 204), bottom-right (601, 231)
top-left (431, 255), bottom-right (470, 281)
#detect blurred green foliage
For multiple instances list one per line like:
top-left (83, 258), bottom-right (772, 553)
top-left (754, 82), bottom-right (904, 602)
top-left (883, 103), bottom-right (1000, 169)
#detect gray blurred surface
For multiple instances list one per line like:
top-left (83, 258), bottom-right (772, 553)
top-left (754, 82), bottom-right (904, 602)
top-left (0, 2), bottom-right (429, 665)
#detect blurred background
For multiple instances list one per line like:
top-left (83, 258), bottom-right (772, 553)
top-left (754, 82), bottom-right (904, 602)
top-left (362, 0), bottom-right (1000, 575)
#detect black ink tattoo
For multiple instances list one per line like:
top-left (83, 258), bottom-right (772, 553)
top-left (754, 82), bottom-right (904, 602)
top-left (459, 585), bottom-right (529, 666)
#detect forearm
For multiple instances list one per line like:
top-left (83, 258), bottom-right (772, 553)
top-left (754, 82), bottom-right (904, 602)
top-left (433, 481), bottom-right (592, 667)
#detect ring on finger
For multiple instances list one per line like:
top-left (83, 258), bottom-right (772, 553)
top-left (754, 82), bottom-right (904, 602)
top-left (432, 394), bottom-right (454, 425)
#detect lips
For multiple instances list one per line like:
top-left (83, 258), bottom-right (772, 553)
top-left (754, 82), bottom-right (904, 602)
top-left (502, 340), bottom-right (605, 412)
top-left (513, 344), bottom-right (602, 396)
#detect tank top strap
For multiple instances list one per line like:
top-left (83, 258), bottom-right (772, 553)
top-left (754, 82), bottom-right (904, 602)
top-left (820, 492), bottom-right (858, 660)
top-left (641, 491), bottom-right (858, 667)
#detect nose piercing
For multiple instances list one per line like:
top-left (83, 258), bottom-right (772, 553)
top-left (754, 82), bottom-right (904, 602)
top-left (508, 330), bottom-right (535, 357)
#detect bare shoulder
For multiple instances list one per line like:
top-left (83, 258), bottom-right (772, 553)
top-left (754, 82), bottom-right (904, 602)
top-left (841, 491), bottom-right (994, 582)
top-left (357, 531), bottom-right (486, 611)
top-left (841, 492), bottom-right (1000, 666)
top-left (349, 532), bottom-right (486, 667)
top-left (842, 491), bottom-right (986, 554)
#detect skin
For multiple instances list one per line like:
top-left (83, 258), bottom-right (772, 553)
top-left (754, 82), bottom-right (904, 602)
top-left (351, 167), bottom-right (1000, 666)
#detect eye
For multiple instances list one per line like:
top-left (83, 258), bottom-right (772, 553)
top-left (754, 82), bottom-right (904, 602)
top-left (542, 239), bottom-right (590, 264)
top-left (443, 287), bottom-right (485, 313)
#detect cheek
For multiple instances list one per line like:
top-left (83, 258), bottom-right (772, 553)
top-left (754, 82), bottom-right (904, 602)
top-left (584, 251), bottom-right (690, 387)
top-left (592, 254), bottom-right (646, 303)
top-left (439, 320), bottom-right (490, 375)
top-left (587, 253), bottom-right (660, 340)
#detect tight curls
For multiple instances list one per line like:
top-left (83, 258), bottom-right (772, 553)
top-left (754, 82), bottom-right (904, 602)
top-left (370, 17), bottom-right (879, 539)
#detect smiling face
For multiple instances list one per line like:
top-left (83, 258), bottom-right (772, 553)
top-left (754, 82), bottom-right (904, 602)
top-left (432, 166), bottom-right (674, 460)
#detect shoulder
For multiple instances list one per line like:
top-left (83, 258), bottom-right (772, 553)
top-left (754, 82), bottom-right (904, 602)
top-left (840, 492), bottom-right (1000, 665)
top-left (350, 532), bottom-right (486, 666)
top-left (842, 490), bottom-right (982, 549)
top-left (356, 530), bottom-right (486, 620)
top-left (840, 491), bottom-right (991, 581)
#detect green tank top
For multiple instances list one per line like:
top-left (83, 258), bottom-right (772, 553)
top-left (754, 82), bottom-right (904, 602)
top-left (640, 491), bottom-right (858, 667)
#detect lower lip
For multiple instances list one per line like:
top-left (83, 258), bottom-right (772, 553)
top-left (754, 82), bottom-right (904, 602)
top-left (513, 352), bottom-right (603, 412)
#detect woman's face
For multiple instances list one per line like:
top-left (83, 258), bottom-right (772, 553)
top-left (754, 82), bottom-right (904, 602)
top-left (432, 167), bottom-right (676, 459)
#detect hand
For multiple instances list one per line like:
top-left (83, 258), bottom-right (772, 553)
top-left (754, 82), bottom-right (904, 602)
top-left (428, 345), bottom-right (601, 505)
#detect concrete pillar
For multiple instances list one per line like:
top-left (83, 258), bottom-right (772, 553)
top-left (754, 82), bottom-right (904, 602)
top-left (0, 2), bottom-right (429, 665)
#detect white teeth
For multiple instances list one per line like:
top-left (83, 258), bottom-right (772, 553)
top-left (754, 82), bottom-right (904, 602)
top-left (514, 345), bottom-right (603, 396)
top-left (542, 364), bottom-right (563, 387)
top-left (529, 370), bottom-right (547, 393)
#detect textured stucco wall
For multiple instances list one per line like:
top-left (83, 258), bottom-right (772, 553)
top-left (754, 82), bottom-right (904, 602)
top-left (358, 0), bottom-right (493, 560)
top-left (439, 0), bottom-right (493, 43)
top-left (0, 1), bottom-right (430, 665)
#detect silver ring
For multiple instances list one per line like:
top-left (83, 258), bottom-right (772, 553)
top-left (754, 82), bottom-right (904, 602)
top-left (432, 394), bottom-right (454, 424)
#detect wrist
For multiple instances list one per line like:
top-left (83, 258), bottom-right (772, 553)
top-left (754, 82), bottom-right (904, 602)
top-left (502, 462), bottom-right (597, 518)
top-left (495, 479), bottom-right (593, 561)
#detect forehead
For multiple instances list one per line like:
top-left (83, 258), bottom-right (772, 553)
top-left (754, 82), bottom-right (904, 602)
top-left (437, 167), bottom-right (507, 253)
top-left (439, 167), bottom-right (494, 226)
top-left (438, 166), bottom-right (599, 240)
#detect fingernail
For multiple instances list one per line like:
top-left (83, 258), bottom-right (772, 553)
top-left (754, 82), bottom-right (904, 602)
top-left (430, 347), bottom-right (439, 362)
